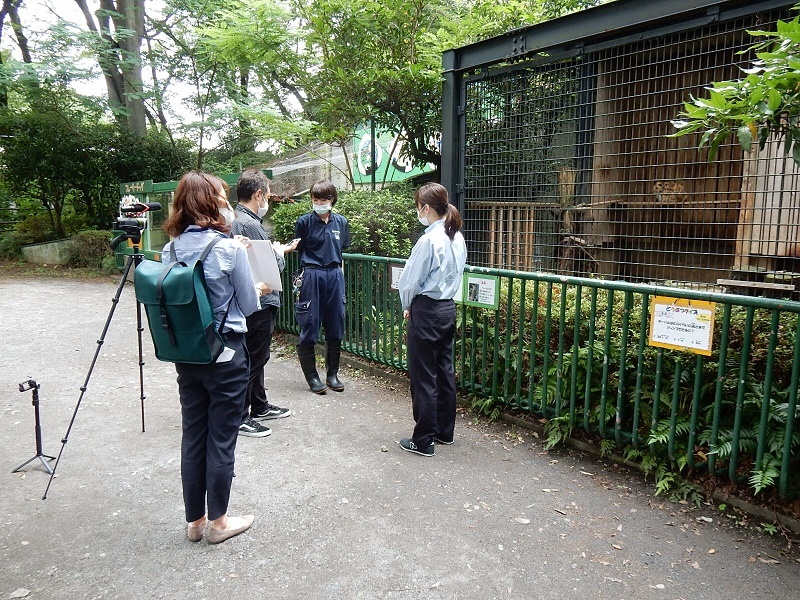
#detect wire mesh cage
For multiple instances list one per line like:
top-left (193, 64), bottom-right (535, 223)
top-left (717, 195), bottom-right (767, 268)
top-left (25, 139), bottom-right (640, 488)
top-left (454, 2), bottom-right (800, 292)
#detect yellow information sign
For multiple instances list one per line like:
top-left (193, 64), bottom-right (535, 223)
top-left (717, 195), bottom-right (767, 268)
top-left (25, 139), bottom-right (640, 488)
top-left (649, 296), bottom-right (715, 356)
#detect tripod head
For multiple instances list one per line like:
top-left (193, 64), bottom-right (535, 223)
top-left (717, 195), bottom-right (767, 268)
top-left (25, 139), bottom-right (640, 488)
top-left (109, 218), bottom-right (145, 250)
top-left (19, 379), bottom-right (38, 392)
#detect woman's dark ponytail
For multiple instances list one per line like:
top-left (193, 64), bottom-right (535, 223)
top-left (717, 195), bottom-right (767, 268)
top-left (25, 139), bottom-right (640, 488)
top-left (443, 203), bottom-right (462, 240)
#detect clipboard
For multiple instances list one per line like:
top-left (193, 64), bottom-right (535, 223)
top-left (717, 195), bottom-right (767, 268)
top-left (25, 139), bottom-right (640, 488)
top-left (245, 240), bottom-right (282, 291)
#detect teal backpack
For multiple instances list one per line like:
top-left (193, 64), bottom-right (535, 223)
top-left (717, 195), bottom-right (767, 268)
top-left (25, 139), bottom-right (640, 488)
top-left (134, 236), bottom-right (231, 364)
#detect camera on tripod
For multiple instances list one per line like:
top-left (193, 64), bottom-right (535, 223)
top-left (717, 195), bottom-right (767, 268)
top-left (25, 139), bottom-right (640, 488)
top-left (110, 195), bottom-right (162, 251)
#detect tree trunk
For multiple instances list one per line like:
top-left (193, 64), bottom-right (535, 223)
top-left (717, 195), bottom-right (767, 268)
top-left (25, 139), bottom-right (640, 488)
top-left (75, 0), bottom-right (147, 135)
top-left (7, 0), bottom-right (32, 63)
top-left (114, 0), bottom-right (147, 135)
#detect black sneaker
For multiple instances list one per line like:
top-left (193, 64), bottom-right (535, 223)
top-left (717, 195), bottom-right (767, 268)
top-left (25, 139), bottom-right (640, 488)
top-left (238, 417), bottom-right (271, 437)
top-left (252, 403), bottom-right (291, 421)
top-left (433, 436), bottom-right (454, 445)
top-left (398, 438), bottom-right (435, 457)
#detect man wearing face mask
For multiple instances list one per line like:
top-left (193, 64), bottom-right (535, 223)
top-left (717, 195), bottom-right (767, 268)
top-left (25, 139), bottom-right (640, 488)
top-left (293, 180), bottom-right (350, 394)
top-left (231, 170), bottom-right (297, 438)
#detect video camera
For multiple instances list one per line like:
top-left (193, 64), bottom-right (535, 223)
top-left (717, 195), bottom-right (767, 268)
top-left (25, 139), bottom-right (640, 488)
top-left (110, 195), bottom-right (162, 250)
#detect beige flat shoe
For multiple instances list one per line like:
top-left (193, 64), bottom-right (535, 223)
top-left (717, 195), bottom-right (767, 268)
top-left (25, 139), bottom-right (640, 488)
top-left (208, 515), bottom-right (254, 544)
top-left (187, 520), bottom-right (207, 542)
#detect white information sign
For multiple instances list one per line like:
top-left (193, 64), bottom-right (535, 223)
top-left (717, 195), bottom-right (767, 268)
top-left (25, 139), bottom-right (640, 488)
top-left (649, 296), bottom-right (715, 356)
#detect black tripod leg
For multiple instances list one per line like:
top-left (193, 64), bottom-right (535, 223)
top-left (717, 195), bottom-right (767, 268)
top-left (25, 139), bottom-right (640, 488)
top-left (12, 455), bottom-right (49, 474)
top-left (42, 254), bottom-right (136, 500)
top-left (132, 252), bottom-right (147, 433)
top-left (136, 293), bottom-right (146, 433)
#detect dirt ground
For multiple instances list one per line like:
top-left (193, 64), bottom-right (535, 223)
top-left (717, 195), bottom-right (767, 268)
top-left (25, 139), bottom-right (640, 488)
top-left (1, 276), bottom-right (799, 600)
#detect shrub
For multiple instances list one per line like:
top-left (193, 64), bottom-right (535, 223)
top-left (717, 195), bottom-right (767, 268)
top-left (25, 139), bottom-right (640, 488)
top-left (0, 232), bottom-right (23, 259)
top-left (68, 230), bottom-right (113, 269)
top-left (14, 214), bottom-right (56, 245)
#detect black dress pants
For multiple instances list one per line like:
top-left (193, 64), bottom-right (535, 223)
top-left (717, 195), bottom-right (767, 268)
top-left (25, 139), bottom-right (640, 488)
top-left (176, 332), bottom-right (249, 522)
top-left (242, 306), bottom-right (277, 421)
top-left (406, 295), bottom-right (457, 447)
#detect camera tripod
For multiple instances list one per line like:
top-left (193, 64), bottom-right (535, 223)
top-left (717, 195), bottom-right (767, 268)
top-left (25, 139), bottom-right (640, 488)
top-left (12, 380), bottom-right (56, 474)
top-left (43, 232), bottom-right (148, 499)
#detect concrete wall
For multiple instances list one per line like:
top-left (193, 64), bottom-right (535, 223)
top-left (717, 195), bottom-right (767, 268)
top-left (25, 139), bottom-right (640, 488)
top-left (21, 239), bottom-right (73, 265)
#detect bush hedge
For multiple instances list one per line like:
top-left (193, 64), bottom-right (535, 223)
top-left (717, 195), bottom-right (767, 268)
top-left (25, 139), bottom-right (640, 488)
top-left (68, 230), bottom-right (113, 269)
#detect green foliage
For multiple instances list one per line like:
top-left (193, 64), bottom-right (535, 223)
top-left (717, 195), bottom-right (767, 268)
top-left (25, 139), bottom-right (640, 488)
top-left (760, 522), bottom-right (778, 535)
top-left (671, 6), bottom-right (800, 163)
top-left (471, 395), bottom-right (501, 420)
top-left (544, 415), bottom-right (573, 450)
top-left (0, 232), bottom-right (23, 259)
top-left (13, 214), bottom-right (57, 245)
top-left (68, 230), bottom-right (113, 269)
top-left (270, 184), bottom-right (419, 257)
top-left (0, 78), bottom-right (193, 240)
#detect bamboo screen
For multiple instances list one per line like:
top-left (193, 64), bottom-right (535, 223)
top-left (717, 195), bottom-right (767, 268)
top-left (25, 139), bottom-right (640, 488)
top-left (461, 6), bottom-right (798, 288)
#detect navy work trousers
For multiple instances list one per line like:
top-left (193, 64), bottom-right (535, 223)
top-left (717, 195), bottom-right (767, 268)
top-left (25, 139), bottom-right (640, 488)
top-left (406, 295), bottom-right (457, 447)
top-left (242, 306), bottom-right (277, 421)
top-left (295, 266), bottom-right (345, 346)
top-left (176, 332), bottom-right (249, 522)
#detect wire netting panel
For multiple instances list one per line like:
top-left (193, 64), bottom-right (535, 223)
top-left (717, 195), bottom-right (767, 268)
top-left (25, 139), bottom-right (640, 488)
top-left (461, 6), bottom-right (799, 289)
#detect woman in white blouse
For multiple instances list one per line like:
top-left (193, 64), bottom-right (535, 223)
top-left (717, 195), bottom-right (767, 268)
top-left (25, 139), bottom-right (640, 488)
top-left (397, 183), bottom-right (467, 457)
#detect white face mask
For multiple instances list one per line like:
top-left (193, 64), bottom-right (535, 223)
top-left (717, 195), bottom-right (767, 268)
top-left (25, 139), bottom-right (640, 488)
top-left (313, 202), bottom-right (332, 214)
top-left (220, 207), bottom-right (235, 226)
top-left (417, 205), bottom-right (430, 227)
top-left (256, 198), bottom-right (269, 219)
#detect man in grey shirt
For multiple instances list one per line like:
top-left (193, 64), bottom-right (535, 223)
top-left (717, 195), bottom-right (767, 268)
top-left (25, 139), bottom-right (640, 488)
top-left (231, 170), bottom-right (297, 437)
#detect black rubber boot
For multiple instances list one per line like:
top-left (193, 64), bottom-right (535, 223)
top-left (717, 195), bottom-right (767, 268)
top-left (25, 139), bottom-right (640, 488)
top-left (325, 340), bottom-right (345, 392)
top-left (297, 344), bottom-right (327, 394)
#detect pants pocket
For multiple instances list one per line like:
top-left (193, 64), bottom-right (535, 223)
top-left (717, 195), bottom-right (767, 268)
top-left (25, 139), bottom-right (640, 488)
top-left (295, 300), bottom-right (311, 329)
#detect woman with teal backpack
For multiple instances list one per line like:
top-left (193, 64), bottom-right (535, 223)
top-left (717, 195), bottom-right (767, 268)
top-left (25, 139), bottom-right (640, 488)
top-left (162, 171), bottom-right (266, 543)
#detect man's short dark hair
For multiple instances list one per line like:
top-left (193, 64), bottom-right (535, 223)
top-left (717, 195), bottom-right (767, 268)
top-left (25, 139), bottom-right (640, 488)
top-left (236, 169), bottom-right (270, 202)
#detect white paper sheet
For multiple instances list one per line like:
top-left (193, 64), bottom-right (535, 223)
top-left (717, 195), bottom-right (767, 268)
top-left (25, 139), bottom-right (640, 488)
top-left (245, 240), bottom-right (282, 291)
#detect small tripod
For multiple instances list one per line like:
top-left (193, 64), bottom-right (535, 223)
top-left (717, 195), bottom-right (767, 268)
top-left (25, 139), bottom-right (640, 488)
top-left (43, 228), bottom-right (149, 499)
top-left (13, 380), bottom-right (56, 474)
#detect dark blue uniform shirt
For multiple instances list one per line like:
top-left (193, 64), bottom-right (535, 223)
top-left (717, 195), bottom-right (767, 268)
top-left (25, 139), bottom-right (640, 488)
top-left (294, 211), bottom-right (350, 267)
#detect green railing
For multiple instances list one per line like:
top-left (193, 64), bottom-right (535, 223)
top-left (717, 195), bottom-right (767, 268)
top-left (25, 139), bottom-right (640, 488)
top-left (277, 253), bottom-right (800, 499)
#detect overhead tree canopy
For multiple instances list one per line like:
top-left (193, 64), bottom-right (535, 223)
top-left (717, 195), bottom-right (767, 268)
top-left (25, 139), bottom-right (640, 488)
top-left (0, 0), bottom-right (612, 242)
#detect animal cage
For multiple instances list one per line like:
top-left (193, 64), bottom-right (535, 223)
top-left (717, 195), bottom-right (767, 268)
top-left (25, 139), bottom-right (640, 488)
top-left (441, 0), bottom-right (800, 292)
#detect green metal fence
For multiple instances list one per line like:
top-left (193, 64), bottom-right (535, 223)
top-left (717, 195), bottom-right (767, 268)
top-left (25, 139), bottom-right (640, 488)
top-left (277, 253), bottom-right (800, 499)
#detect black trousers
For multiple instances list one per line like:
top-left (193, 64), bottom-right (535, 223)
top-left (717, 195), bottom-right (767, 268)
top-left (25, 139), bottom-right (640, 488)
top-left (242, 306), bottom-right (277, 421)
top-left (295, 267), bottom-right (345, 346)
top-left (406, 295), bottom-right (457, 447)
top-left (176, 332), bottom-right (249, 522)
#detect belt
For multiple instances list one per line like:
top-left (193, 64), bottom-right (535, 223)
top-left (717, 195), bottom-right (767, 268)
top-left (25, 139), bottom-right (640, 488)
top-left (416, 295), bottom-right (454, 303)
top-left (303, 264), bottom-right (340, 270)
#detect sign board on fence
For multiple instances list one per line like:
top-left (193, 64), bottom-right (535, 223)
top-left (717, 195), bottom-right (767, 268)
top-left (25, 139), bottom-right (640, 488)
top-left (389, 263), bottom-right (404, 291)
top-left (649, 296), bottom-right (715, 356)
top-left (462, 274), bottom-right (499, 310)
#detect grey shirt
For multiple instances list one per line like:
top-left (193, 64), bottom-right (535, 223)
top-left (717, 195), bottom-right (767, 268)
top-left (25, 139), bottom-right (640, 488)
top-left (231, 204), bottom-right (286, 310)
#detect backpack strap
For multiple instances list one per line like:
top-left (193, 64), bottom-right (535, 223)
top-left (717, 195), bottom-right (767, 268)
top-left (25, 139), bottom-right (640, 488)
top-left (155, 262), bottom-right (184, 347)
top-left (197, 236), bottom-right (236, 337)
